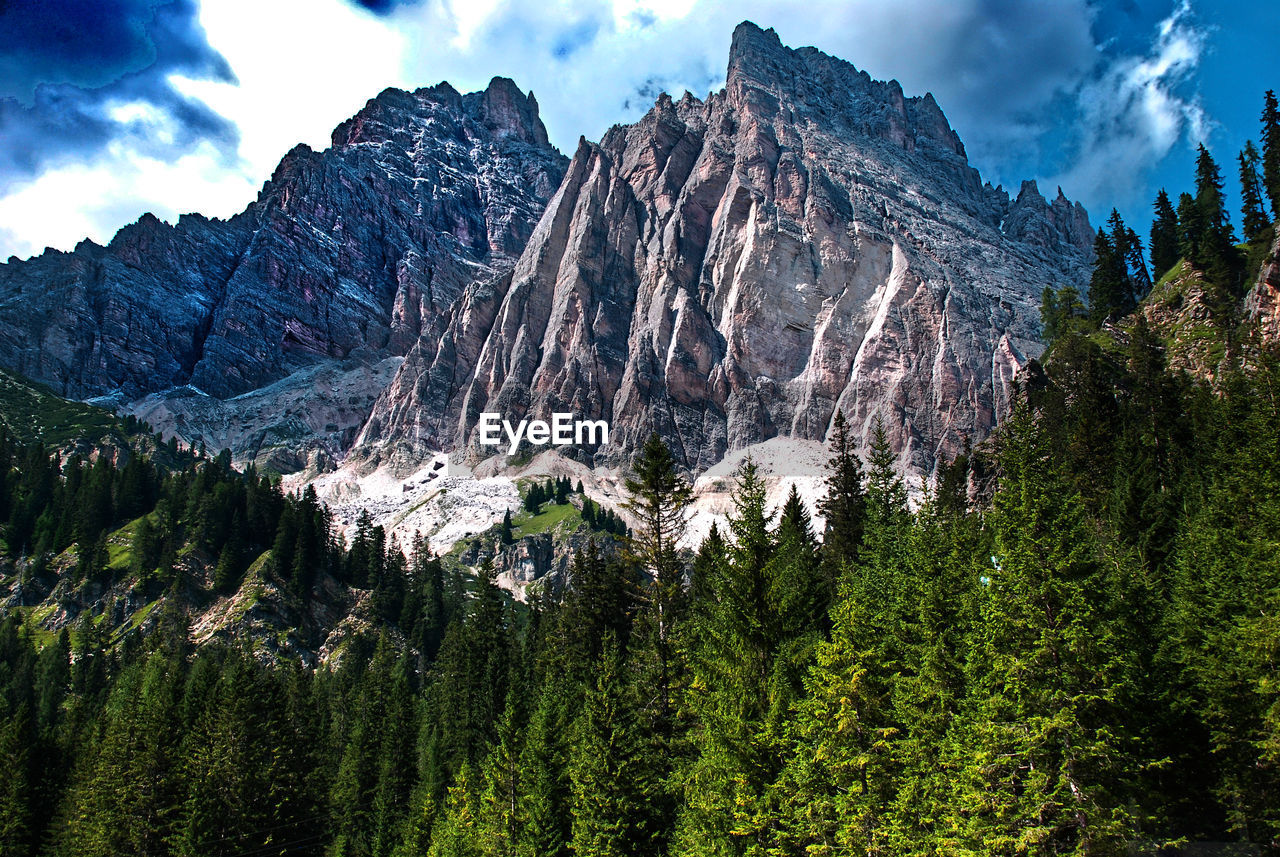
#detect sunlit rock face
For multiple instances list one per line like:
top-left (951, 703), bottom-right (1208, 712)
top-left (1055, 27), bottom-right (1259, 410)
top-left (358, 22), bottom-right (1093, 478)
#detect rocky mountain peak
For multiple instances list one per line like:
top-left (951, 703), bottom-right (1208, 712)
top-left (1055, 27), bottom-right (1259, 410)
top-left (0, 23), bottom-right (1095, 491)
top-left (726, 20), bottom-right (964, 160)
top-left (0, 72), bottom-right (567, 462)
top-left (353, 23), bottom-right (1095, 483)
top-left (1003, 178), bottom-right (1096, 256)
top-left (469, 76), bottom-right (551, 147)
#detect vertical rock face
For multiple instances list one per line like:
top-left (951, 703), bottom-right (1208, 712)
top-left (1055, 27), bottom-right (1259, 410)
top-left (0, 78), bottom-right (567, 402)
top-left (358, 22), bottom-right (1093, 477)
top-left (0, 22), bottom-right (1094, 481)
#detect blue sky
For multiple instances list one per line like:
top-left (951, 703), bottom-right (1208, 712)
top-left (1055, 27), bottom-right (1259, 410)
top-left (0, 0), bottom-right (1273, 261)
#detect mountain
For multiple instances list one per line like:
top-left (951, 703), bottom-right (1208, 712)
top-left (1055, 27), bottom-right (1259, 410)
top-left (0, 78), bottom-right (567, 469)
top-left (353, 23), bottom-right (1093, 481)
top-left (0, 23), bottom-right (1092, 488)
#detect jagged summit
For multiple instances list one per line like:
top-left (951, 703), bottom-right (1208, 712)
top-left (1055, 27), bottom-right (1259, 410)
top-left (355, 23), bottom-right (1096, 480)
top-left (333, 76), bottom-right (553, 151)
top-left (0, 74), bottom-right (567, 466)
top-left (727, 21), bottom-right (963, 158)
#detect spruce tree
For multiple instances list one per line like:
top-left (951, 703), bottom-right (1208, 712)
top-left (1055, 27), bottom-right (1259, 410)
top-left (0, 703), bottom-right (35, 857)
top-left (1262, 89), bottom-right (1280, 219)
top-left (568, 635), bottom-right (661, 857)
top-left (1150, 188), bottom-right (1181, 281)
top-left (1192, 144), bottom-right (1240, 293)
top-left (518, 677), bottom-right (572, 857)
top-left (56, 650), bottom-right (187, 857)
top-left (1088, 228), bottom-right (1124, 323)
top-left (1177, 190), bottom-right (1202, 266)
top-left (676, 457), bottom-right (786, 855)
top-left (1239, 140), bottom-right (1270, 241)
top-left (523, 482), bottom-right (544, 514)
top-left (771, 484), bottom-right (825, 632)
top-left (817, 410), bottom-right (865, 598)
top-left (623, 433), bottom-right (691, 724)
top-left (948, 406), bottom-right (1138, 852)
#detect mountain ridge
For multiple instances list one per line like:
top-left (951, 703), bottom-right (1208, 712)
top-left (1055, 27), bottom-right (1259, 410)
top-left (352, 20), bottom-right (1095, 483)
top-left (0, 20), bottom-right (1092, 487)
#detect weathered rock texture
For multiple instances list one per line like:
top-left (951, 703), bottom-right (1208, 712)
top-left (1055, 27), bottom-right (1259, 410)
top-left (0, 24), bottom-right (1093, 480)
top-left (357, 23), bottom-right (1093, 477)
top-left (0, 78), bottom-right (566, 465)
top-left (1245, 227), bottom-right (1280, 345)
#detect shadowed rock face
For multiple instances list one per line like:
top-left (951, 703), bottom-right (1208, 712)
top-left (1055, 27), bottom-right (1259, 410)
top-left (0, 78), bottom-right (568, 403)
top-left (357, 22), bottom-right (1094, 478)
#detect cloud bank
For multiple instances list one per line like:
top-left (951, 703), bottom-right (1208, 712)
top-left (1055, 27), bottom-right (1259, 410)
top-left (0, 0), bottom-right (238, 189)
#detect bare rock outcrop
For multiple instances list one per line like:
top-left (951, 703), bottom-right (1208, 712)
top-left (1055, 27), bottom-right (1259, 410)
top-left (357, 22), bottom-right (1093, 478)
top-left (0, 78), bottom-right (567, 465)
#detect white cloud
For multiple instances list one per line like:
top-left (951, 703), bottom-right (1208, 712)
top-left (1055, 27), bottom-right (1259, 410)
top-left (1046, 1), bottom-right (1208, 213)
top-left (0, 0), bottom-right (1214, 259)
top-left (0, 140), bottom-right (258, 260)
top-left (0, 0), bottom-right (408, 259)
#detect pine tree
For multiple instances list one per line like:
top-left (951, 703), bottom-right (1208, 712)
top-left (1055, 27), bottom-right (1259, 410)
top-left (523, 482), bottom-right (544, 514)
top-left (56, 649), bottom-right (187, 857)
top-left (173, 651), bottom-right (299, 857)
top-left (0, 703), bottom-right (35, 857)
top-left (475, 694), bottom-right (524, 856)
top-left (1239, 140), bottom-right (1270, 241)
top-left (427, 761), bottom-right (483, 857)
top-left (817, 410), bottom-right (865, 601)
top-left (518, 677), bottom-right (572, 857)
top-left (771, 484), bottom-right (825, 632)
top-left (1150, 188), bottom-right (1181, 281)
top-left (564, 540), bottom-right (636, 678)
top-left (1192, 144), bottom-right (1240, 294)
top-left (689, 522), bottom-right (726, 608)
top-left (499, 510), bottom-right (513, 545)
top-left (1166, 357), bottom-right (1280, 843)
top-left (1040, 285), bottom-right (1086, 345)
top-left (568, 635), bottom-right (661, 857)
top-left (623, 433), bottom-right (691, 724)
top-left (1262, 90), bottom-right (1280, 219)
top-left (675, 457), bottom-right (787, 855)
top-left (1088, 210), bottom-right (1144, 322)
top-left (948, 406), bottom-right (1138, 852)
top-left (1176, 190), bottom-right (1203, 266)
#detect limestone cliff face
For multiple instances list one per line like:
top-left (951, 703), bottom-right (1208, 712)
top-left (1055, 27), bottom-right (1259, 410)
top-left (358, 23), bottom-right (1093, 477)
top-left (0, 23), bottom-right (1094, 480)
top-left (0, 78), bottom-right (567, 402)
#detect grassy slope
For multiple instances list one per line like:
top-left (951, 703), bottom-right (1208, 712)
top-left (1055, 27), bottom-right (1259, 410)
top-left (512, 502), bottom-right (578, 537)
top-left (0, 369), bottom-right (125, 448)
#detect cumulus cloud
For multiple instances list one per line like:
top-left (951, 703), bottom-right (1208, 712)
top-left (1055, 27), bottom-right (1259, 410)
top-left (382, 0), bottom-right (1207, 217)
top-left (1046, 0), bottom-right (1208, 214)
top-left (0, 0), bottom-right (238, 190)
